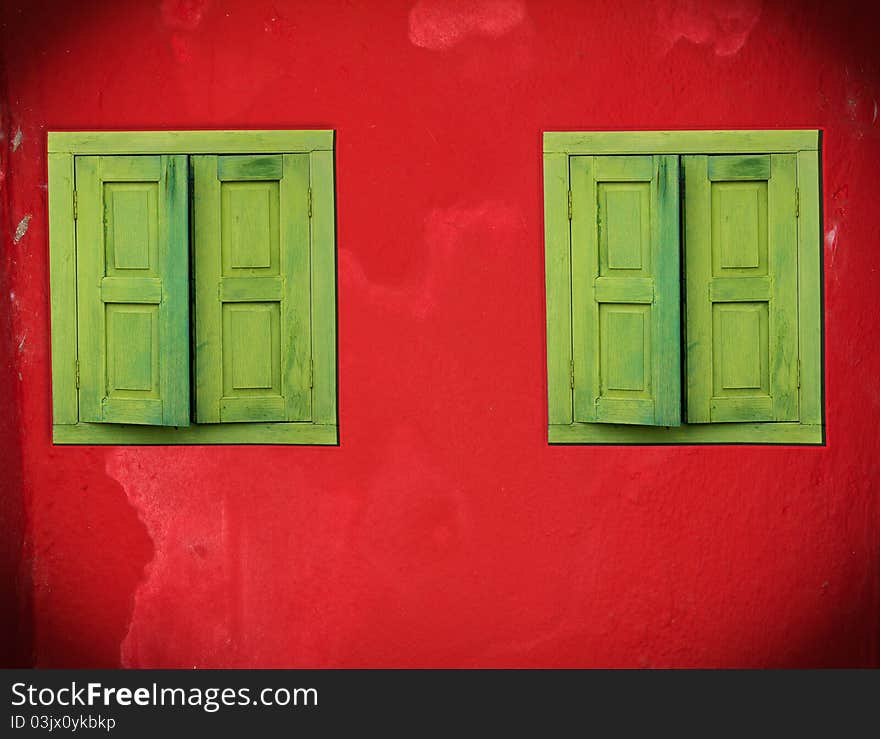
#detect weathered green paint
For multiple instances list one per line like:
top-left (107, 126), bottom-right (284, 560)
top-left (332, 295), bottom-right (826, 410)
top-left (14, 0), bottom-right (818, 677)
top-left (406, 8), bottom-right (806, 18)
top-left (101, 277), bottom-right (162, 304)
top-left (543, 152), bottom-right (573, 427)
top-left (569, 154), bottom-right (680, 426)
top-left (48, 130), bottom-right (334, 154)
top-left (594, 277), bottom-right (653, 303)
top-left (217, 154), bottom-right (283, 181)
top-left (48, 130), bottom-right (339, 445)
top-left (707, 154), bottom-right (771, 181)
top-left (48, 152), bottom-right (78, 425)
top-left (75, 154), bottom-right (190, 426)
top-left (652, 156), bottom-right (683, 427)
top-left (544, 130), bottom-right (818, 154)
top-left (796, 149), bottom-right (823, 427)
top-left (684, 153), bottom-right (799, 423)
top-left (193, 153), bottom-right (311, 423)
top-left (53, 422), bottom-right (338, 445)
top-left (309, 149), bottom-right (338, 428)
top-left (219, 276), bottom-right (284, 302)
top-left (542, 129), bottom-right (823, 444)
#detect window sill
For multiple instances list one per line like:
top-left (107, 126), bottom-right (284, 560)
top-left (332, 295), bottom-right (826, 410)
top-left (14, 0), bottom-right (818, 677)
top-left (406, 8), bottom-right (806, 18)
top-left (548, 422), bottom-right (823, 445)
top-left (53, 422), bottom-right (338, 446)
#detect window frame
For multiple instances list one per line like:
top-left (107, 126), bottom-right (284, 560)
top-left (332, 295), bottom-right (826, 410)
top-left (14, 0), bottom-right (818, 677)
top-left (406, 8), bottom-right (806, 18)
top-left (543, 130), bottom-right (823, 445)
top-left (48, 130), bottom-right (338, 445)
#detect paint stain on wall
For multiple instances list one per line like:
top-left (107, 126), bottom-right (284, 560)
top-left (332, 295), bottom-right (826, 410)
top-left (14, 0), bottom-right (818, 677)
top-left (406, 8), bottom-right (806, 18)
top-left (342, 199), bottom-right (522, 320)
top-left (409, 0), bottom-right (526, 50)
top-left (825, 222), bottom-right (840, 268)
top-left (656, 0), bottom-right (762, 56)
top-left (105, 447), bottom-right (223, 667)
top-left (5, 0), bottom-right (880, 670)
top-left (13, 214), bottom-right (31, 244)
top-left (161, 0), bottom-right (209, 63)
top-left (160, 0), bottom-right (209, 30)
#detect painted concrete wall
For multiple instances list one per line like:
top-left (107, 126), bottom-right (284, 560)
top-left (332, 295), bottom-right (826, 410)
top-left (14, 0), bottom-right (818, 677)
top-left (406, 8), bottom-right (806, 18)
top-left (1, 0), bottom-right (878, 667)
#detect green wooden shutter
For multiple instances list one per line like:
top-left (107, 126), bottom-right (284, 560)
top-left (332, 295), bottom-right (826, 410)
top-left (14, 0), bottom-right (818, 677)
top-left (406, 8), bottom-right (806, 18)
top-left (683, 154), bottom-right (799, 423)
top-left (570, 155), bottom-right (681, 426)
top-left (193, 154), bottom-right (312, 423)
top-left (75, 155), bottom-right (190, 426)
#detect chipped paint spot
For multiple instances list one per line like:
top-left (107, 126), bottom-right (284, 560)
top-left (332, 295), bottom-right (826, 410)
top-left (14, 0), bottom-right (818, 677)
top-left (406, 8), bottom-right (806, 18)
top-left (104, 449), bottom-right (177, 667)
top-left (657, 0), bottom-right (762, 57)
top-left (409, 0), bottom-right (526, 50)
top-left (825, 224), bottom-right (838, 250)
top-left (11, 127), bottom-right (22, 152)
top-left (17, 331), bottom-right (27, 354)
top-left (13, 214), bottom-right (31, 244)
top-left (825, 223), bottom-right (840, 269)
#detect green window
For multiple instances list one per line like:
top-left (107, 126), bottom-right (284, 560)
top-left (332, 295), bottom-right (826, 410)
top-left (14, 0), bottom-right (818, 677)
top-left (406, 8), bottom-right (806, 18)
top-left (543, 131), bottom-right (823, 444)
top-left (49, 131), bottom-right (337, 445)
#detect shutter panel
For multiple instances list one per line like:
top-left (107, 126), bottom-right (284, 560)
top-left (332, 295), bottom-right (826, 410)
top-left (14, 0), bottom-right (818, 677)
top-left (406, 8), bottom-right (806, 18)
top-left (570, 155), bottom-right (681, 426)
top-left (193, 154), bottom-right (311, 423)
top-left (683, 154), bottom-right (799, 423)
top-left (75, 155), bottom-right (190, 426)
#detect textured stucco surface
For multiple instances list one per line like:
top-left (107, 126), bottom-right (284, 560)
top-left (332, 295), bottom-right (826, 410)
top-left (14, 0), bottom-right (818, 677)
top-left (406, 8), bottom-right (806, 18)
top-left (0, 0), bottom-right (878, 667)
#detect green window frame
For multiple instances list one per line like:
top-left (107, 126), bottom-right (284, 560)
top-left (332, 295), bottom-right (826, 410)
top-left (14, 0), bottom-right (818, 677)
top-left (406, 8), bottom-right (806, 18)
top-left (48, 130), bottom-right (338, 445)
top-left (543, 130), bottom-right (823, 444)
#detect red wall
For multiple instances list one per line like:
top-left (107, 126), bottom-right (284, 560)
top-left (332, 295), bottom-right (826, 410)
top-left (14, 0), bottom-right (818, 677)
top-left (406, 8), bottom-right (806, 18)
top-left (1, 0), bottom-right (879, 668)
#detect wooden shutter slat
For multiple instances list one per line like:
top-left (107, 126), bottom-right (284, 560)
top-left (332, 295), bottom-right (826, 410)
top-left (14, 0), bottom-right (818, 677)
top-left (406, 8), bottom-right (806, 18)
top-left (75, 155), bottom-right (190, 426)
top-left (193, 154), bottom-right (312, 423)
top-left (684, 153), bottom-right (799, 423)
top-left (570, 154), bottom-right (681, 426)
